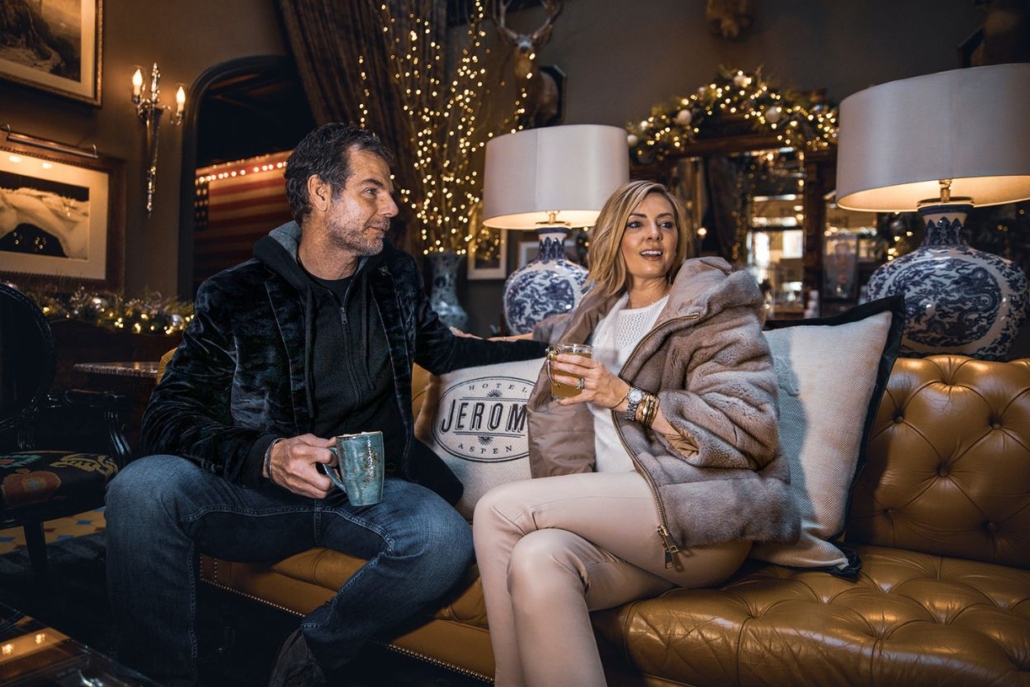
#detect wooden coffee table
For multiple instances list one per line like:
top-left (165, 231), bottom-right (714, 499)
top-left (0, 602), bottom-right (159, 686)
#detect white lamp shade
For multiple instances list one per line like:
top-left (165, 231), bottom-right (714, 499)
top-left (482, 124), bottom-right (629, 229)
top-left (836, 63), bottom-right (1030, 212)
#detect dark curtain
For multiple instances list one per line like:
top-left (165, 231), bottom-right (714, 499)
top-left (276, 0), bottom-right (448, 252)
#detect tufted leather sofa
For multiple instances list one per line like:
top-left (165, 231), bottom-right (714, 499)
top-left (199, 355), bottom-right (1030, 686)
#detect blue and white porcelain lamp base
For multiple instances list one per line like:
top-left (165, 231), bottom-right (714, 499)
top-left (866, 204), bottom-right (1029, 360)
top-left (503, 226), bottom-right (590, 335)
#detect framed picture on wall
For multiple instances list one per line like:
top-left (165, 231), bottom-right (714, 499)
top-left (0, 133), bottom-right (125, 291)
top-left (0, 0), bottom-right (103, 105)
top-left (468, 227), bottom-right (507, 280)
top-left (466, 201), bottom-right (508, 280)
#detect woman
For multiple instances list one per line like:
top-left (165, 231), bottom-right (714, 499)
top-left (473, 180), bottom-right (800, 687)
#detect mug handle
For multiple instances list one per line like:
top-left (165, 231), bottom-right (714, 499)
top-left (545, 345), bottom-right (558, 386)
top-left (320, 447), bottom-right (347, 490)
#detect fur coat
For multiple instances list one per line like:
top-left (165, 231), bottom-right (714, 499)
top-left (528, 257), bottom-right (800, 550)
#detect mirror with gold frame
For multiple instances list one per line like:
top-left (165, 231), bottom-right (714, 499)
top-left (635, 134), bottom-right (837, 319)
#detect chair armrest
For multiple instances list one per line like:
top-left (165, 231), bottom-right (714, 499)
top-left (30, 390), bottom-right (132, 466)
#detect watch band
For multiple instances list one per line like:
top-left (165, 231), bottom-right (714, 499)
top-left (624, 387), bottom-right (644, 421)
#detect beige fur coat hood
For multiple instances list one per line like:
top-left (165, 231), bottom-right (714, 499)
top-left (528, 257), bottom-right (800, 550)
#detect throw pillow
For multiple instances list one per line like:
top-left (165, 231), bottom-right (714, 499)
top-left (414, 357), bottom-right (545, 520)
top-left (750, 296), bottom-right (904, 575)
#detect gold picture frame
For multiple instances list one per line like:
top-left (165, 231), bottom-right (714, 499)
top-left (0, 0), bottom-right (103, 106)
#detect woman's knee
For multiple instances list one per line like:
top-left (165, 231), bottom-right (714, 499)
top-left (507, 529), bottom-right (586, 597)
top-left (473, 478), bottom-right (536, 529)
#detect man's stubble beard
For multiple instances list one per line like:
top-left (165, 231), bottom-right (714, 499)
top-left (328, 217), bottom-right (387, 257)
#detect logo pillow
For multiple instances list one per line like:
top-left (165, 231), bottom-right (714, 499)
top-left (414, 357), bottom-right (545, 520)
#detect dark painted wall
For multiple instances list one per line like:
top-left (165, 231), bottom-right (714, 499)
top-left (1, 0), bottom-right (985, 337)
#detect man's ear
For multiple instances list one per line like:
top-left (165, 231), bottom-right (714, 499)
top-left (307, 176), bottom-right (332, 214)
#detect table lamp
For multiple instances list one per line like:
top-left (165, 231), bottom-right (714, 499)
top-left (836, 63), bottom-right (1030, 360)
top-left (482, 124), bottom-right (629, 334)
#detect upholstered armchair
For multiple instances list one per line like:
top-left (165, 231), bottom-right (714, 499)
top-left (0, 282), bottom-right (130, 580)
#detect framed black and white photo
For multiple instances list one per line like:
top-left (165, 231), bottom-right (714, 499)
top-left (0, 135), bottom-right (124, 291)
top-left (0, 0), bottom-right (103, 105)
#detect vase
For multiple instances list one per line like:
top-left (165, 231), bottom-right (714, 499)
top-left (866, 204), bottom-right (1029, 360)
top-left (427, 251), bottom-right (469, 332)
top-left (503, 227), bottom-right (590, 335)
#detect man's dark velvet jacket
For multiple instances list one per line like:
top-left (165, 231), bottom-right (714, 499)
top-left (141, 222), bottom-right (544, 504)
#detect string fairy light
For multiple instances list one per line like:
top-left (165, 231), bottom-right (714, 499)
top-left (361, 1), bottom-right (527, 258)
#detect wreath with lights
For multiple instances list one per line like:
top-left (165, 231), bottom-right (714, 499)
top-left (625, 67), bottom-right (838, 164)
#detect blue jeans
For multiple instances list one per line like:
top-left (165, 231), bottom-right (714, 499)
top-left (105, 454), bottom-right (474, 687)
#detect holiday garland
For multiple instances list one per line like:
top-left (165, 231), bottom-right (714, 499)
top-left (625, 67), bottom-right (838, 164)
top-left (25, 287), bottom-right (193, 336)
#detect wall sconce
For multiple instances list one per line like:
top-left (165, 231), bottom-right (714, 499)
top-left (132, 63), bottom-right (186, 218)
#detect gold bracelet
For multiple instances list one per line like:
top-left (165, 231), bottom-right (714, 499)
top-left (641, 393), bottom-right (659, 429)
top-left (634, 393), bottom-right (648, 423)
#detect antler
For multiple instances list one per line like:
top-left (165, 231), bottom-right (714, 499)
top-left (493, 0), bottom-right (520, 46)
top-left (531, 0), bottom-right (562, 47)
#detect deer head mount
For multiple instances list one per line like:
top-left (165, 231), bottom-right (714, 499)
top-left (706, 0), bottom-right (754, 39)
top-left (493, 0), bottom-right (564, 126)
top-left (493, 0), bottom-right (562, 79)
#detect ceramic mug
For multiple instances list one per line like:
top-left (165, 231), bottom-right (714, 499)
top-left (323, 431), bottom-right (385, 506)
top-left (545, 343), bottom-right (593, 399)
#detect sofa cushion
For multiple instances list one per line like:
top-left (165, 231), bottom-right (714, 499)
top-left (1, 450), bottom-right (119, 512)
top-left (750, 296), bottom-right (904, 573)
top-left (594, 543), bottom-right (1030, 687)
top-left (414, 357), bottom-right (545, 519)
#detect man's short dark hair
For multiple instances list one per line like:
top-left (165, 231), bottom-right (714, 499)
top-left (284, 123), bottom-right (394, 221)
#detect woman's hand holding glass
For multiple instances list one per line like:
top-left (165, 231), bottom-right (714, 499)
top-left (549, 353), bottom-right (631, 411)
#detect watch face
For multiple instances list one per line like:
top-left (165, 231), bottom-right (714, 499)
top-left (628, 387), bottom-right (644, 404)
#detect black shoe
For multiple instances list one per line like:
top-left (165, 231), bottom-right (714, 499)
top-left (268, 628), bottom-right (326, 687)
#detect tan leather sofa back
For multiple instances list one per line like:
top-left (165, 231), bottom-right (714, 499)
top-left (847, 355), bottom-right (1030, 568)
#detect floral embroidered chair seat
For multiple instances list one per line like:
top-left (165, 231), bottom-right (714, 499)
top-left (0, 282), bottom-right (129, 580)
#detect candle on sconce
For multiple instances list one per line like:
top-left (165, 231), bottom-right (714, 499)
top-left (132, 68), bottom-right (143, 100)
top-left (131, 59), bottom-right (185, 219)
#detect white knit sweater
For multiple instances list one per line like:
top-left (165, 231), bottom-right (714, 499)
top-left (589, 293), bottom-right (668, 473)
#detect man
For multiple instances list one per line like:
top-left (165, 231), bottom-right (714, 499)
top-left (105, 123), bottom-right (544, 687)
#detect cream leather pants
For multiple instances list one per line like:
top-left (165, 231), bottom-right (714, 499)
top-left (472, 471), bottom-right (751, 687)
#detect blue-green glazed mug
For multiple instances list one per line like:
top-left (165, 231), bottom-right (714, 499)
top-left (325, 431), bottom-right (384, 506)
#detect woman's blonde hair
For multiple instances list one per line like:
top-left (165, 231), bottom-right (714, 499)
top-left (587, 180), bottom-right (693, 298)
